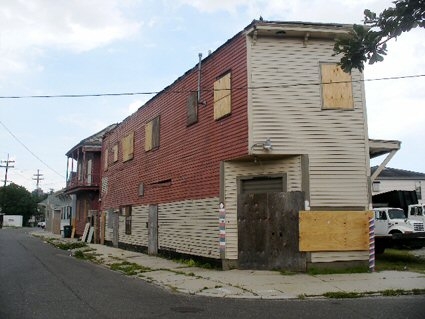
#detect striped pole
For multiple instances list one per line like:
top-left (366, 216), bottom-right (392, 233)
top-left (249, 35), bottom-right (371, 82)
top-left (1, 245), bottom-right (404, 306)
top-left (219, 203), bottom-right (226, 258)
top-left (369, 217), bottom-right (375, 272)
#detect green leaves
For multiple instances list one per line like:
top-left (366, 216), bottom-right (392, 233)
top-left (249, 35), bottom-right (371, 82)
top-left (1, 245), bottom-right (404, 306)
top-left (334, 0), bottom-right (425, 72)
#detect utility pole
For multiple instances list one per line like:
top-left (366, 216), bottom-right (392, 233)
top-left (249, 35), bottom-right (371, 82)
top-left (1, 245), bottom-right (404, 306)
top-left (1, 154), bottom-right (15, 187)
top-left (33, 169), bottom-right (44, 191)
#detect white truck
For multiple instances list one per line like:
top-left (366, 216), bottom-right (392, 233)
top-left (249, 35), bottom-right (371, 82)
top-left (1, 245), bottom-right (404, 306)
top-left (373, 207), bottom-right (425, 253)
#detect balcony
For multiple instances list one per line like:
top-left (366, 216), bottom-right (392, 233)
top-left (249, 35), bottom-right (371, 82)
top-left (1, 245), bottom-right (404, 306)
top-left (66, 172), bottom-right (100, 193)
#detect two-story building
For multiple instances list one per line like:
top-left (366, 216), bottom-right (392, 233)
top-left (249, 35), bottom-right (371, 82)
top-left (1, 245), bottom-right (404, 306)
top-left (65, 124), bottom-right (117, 238)
top-left (99, 20), bottom-right (374, 271)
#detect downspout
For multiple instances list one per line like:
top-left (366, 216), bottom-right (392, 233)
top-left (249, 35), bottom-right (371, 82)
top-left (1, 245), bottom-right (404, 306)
top-left (197, 53), bottom-right (202, 103)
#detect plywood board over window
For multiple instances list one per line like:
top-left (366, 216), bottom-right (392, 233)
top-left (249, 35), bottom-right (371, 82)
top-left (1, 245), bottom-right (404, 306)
top-left (145, 116), bottom-right (160, 152)
top-left (214, 72), bottom-right (232, 120)
top-left (112, 144), bottom-right (119, 162)
top-left (321, 64), bottom-right (353, 110)
top-left (122, 132), bottom-right (134, 162)
top-left (103, 148), bottom-right (109, 171)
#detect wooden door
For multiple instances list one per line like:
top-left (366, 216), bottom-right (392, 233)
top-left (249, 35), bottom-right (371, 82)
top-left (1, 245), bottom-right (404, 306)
top-left (238, 191), bottom-right (306, 271)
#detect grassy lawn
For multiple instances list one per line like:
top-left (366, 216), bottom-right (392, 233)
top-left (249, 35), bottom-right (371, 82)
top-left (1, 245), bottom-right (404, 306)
top-left (375, 249), bottom-right (425, 273)
top-left (306, 248), bottom-right (425, 275)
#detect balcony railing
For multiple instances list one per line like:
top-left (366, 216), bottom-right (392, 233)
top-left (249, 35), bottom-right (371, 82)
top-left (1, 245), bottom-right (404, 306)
top-left (66, 172), bottom-right (100, 190)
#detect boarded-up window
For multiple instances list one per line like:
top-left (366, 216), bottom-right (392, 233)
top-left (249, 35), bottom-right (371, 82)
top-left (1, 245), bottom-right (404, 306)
top-left (321, 63), bottom-right (353, 110)
top-left (120, 205), bottom-right (132, 235)
top-left (145, 116), bottom-right (160, 152)
top-left (214, 72), bottom-right (232, 120)
top-left (112, 144), bottom-right (118, 162)
top-left (187, 92), bottom-right (198, 126)
top-left (122, 132), bottom-right (134, 162)
top-left (240, 175), bottom-right (287, 195)
top-left (103, 148), bottom-right (109, 171)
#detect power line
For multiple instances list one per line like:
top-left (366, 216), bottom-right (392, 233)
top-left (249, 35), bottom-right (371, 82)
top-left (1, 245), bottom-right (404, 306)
top-left (0, 74), bottom-right (423, 100)
top-left (0, 120), bottom-right (65, 179)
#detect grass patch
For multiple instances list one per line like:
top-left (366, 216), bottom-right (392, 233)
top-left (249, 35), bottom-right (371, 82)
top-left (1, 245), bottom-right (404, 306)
top-left (375, 249), bottom-right (425, 273)
top-left (323, 291), bottom-right (363, 299)
top-left (412, 289), bottom-right (425, 295)
top-left (381, 289), bottom-right (406, 296)
top-left (174, 258), bottom-right (214, 269)
top-left (47, 239), bottom-right (87, 250)
top-left (73, 250), bottom-right (98, 262)
top-left (307, 266), bottom-right (368, 275)
top-left (109, 261), bottom-right (151, 276)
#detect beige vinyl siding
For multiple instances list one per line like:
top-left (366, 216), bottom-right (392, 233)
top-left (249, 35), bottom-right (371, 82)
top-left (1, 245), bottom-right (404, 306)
top-left (248, 36), bottom-right (369, 209)
top-left (118, 205), bottom-right (149, 246)
top-left (158, 198), bottom-right (219, 259)
top-left (310, 251), bottom-right (369, 263)
top-left (105, 206), bottom-right (149, 245)
top-left (224, 156), bottom-right (302, 260)
top-left (106, 199), bottom-right (220, 259)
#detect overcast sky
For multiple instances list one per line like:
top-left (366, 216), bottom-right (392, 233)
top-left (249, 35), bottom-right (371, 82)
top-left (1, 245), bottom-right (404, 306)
top-left (0, 0), bottom-right (424, 192)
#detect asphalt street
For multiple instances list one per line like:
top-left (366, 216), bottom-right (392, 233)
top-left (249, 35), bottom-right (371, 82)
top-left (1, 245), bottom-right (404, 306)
top-left (1, 228), bottom-right (424, 319)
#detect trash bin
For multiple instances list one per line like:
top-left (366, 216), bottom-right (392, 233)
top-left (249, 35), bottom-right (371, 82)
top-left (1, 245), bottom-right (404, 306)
top-left (63, 225), bottom-right (72, 238)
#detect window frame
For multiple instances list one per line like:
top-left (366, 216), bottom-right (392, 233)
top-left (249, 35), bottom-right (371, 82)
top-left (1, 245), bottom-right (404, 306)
top-left (145, 116), bottom-right (160, 152)
top-left (120, 205), bottom-right (132, 235)
top-left (213, 71), bottom-right (232, 120)
top-left (320, 63), bottom-right (354, 110)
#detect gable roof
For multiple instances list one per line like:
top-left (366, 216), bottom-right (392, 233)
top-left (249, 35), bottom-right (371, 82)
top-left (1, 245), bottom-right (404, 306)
top-left (371, 166), bottom-right (425, 180)
top-left (66, 123), bottom-right (118, 156)
top-left (38, 189), bottom-right (71, 208)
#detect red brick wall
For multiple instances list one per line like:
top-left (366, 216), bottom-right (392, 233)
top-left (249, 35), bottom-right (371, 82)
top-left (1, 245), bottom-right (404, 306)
top-left (101, 33), bottom-right (248, 209)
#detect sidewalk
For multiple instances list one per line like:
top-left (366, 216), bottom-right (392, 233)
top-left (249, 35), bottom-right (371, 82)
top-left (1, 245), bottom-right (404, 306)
top-left (33, 230), bottom-right (425, 300)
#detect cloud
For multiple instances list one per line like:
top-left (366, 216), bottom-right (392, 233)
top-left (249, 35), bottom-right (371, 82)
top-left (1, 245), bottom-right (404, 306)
top-left (177, 0), bottom-right (389, 22)
top-left (0, 0), bottom-right (141, 80)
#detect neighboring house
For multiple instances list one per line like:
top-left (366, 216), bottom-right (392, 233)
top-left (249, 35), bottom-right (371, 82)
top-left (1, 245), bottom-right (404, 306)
top-left (99, 20), bottom-right (376, 271)
top-left (38, 190), bottom-right (72, 235)
top-left (64, 124), bottom-right (117, 238)
top-left (371, 166), bottom-right (425, 204)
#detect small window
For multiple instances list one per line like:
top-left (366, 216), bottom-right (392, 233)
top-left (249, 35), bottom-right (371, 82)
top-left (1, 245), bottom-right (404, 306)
top-left (372, 181), bottom-right (380, 192)
top-left (240, 175), bottom-right (287, 195)
top-left (120, 205), bottom-right (132, 235)
top-left (321, 63), bottom-right (353, 110)
top-left (122, 132), bottom-right (134, 162)
top-left (214, 72), bottom-right (232, 120)
top-left (375, 211), bottom-right (387, 220)
top-left (145, 116), bottom-right (160, 152)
